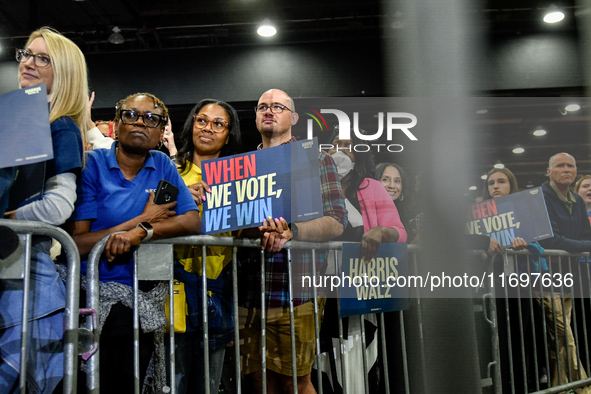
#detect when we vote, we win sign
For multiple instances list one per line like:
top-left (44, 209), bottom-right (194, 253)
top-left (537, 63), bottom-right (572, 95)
top-left (201, 138), bottom-right (323, 234)
top-left (466, 187), bottom-right (553, 248)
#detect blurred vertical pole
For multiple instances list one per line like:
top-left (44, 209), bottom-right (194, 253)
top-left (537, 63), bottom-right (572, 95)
top-left (383, 1), bottom-right (485, 393)
top-left (576, 0), bottom-right (591, 97)
top-left (575, 0), bottom-right (591, 158)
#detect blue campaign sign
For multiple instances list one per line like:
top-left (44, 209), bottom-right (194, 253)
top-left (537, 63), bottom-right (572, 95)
top-left (467, 187), bottom-right (554, 248)
top-left (339, 243), bottom-right (409, 318)
top-left (0, 85), bottom-right (53, 169)
top-left (200, 138), bottom-right (323, 234)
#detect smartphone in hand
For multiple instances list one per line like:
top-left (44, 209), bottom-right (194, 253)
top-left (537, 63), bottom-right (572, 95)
top-left (154, 180), bottom-right (179, 205)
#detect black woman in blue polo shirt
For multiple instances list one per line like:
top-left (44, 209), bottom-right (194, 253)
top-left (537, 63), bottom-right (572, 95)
top-left (65, 93), bottom-right (200, 393)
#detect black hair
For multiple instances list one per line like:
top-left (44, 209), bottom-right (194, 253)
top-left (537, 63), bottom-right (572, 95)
top-left (177, 99), bottom-right (242, 173)
top-left (375, 162), bottom-right (411, 224)
top-left (328, 126), bottom-right (376, 207)
top-left (375, 162), bottom-right (408, 195)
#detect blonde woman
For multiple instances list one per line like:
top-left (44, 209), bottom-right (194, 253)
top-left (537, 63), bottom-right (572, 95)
top-left (0, 27), bottom-right (88, 393)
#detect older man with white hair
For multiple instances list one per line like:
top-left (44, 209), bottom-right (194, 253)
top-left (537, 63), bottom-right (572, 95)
top-left (538, 152), bottom-right (591, 393)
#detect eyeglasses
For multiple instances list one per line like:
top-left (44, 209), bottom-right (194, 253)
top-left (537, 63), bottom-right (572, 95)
top-left (193, 115), bottom-right (229, 133)
top-left (16, 49), bottom-right (51, 68)
top-left (254, 103), bottom-right (293, 114)
top-left (119, 109), bottom-right (167, 128)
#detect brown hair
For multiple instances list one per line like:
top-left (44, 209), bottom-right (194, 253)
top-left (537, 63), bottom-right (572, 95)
top-left (482, 167), bottom-right (519, 200)
top-left (575, 175), bottom-right (591, 193)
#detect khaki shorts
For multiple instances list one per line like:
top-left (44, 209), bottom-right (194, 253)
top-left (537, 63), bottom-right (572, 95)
top-left (239, 297), bottom-right (325, 376)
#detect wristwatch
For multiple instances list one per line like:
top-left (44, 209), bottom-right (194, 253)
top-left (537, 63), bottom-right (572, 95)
top-left (137, 222), bottom-right (154, 243)
top-left (289, 222), bottom-right (299, 240)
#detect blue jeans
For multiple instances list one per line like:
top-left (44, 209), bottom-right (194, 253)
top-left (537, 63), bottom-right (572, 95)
top-left (171, 332), bottom-right (226, 394)
top-left (0, 240), bottom-right (66, 394)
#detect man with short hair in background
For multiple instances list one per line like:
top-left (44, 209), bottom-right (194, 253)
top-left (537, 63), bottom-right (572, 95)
top-left (539, 152), bottom-right (591, 393)
top-left (239, 89), bottom-right (347, 394)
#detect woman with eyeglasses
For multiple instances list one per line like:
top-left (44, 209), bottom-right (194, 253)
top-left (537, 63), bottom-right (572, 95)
top-left (0, 27), bottom-right (88, 393)
top-left (165, 99), bottom-right (241, 394)
top-left (64, 93), bottom-right (200, 393)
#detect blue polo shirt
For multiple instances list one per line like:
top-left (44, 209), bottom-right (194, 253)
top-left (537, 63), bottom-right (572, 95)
top-left (71, 143), bottom-right (198, 285)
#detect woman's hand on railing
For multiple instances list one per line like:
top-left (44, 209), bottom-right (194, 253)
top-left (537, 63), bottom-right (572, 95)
top-left (482, 237), bottom-right (503, 260)
top-left (4, 210), bottom-right (16, 219)
top-left (361, 227), bottom-right (383, 263)
top-left (488, 238), bottom-right (502, 254)
top-left (510, 237), bottom-right (528, 251)
top-left (104, 228), bottom-right (145, 262)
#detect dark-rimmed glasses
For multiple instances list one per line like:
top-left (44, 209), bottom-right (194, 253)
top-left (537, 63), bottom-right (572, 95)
top-left (119, 109), bottom-right (167, 128)
top-left (16, 49), bottom-right (51, 68)
top-left (193, 115), bottom-right (229, 133)
top-left (254, 103), bottom-right (292, 114)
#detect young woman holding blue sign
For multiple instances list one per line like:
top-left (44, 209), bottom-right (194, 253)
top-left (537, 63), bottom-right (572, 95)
top-left (483, 167), bottom-right (549, 394)
top-left (171, 99), bottom-right (241, 394)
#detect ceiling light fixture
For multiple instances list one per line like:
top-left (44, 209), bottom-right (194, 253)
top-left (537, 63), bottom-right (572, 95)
top-left (512, 146), bottom-right (525, 154)
top-left (469, 186), bottom-right (477, 191)
top-left (108, 27), bottom-right (124, 44)
top-left (481, 174), bottom-right (488, 180)
top-left (494, 163), bottom-right (505, 169)
top-left (533, 127), bottom-right (547, 136)
top-left (544, 10), bottom-right (565, 23)
top-left (257, 19), bottom-right (277, 37)
top-left (390, 11), bottom-right (404, 29)
top-left (565, 104), bottom-right (581, 112)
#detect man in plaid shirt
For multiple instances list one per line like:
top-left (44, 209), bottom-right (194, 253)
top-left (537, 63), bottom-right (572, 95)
top-left (239, 89), bottom-right (347, 394)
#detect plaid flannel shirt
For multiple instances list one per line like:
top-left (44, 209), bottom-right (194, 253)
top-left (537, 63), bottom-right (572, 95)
top-left (239, 138), bottom-right (347, 308)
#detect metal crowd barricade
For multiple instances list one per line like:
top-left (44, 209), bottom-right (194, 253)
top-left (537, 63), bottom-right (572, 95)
top-left (482, 248), bottom-right (591, 394)
top-left (82, 234), bottom-right (591, 394)
top-left (84, 235), bottom-right (417, 394)
top-left (0, 219), bottom-right (80, 394)
top-left (84, 235), bottom-right (176, 394)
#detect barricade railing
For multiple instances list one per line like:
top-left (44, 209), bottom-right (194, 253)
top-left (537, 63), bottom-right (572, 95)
top-left (9, 221), bottom-right (591, 394)
top-left (84, 235), bottom-right (418, 394)
top-left (485, 248), bottom-right (591, 394)
top-left (0, 219), bottom-right (80, 394)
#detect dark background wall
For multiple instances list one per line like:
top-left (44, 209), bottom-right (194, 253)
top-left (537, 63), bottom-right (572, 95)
top-left (0, 32), bottom-right (584, 151)
top-left (0, 32), bottom-right (583, 103)
top-left (0, 40), bottom-right (387, 105)
top-left (482, 32), bottom-right (584, 91)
